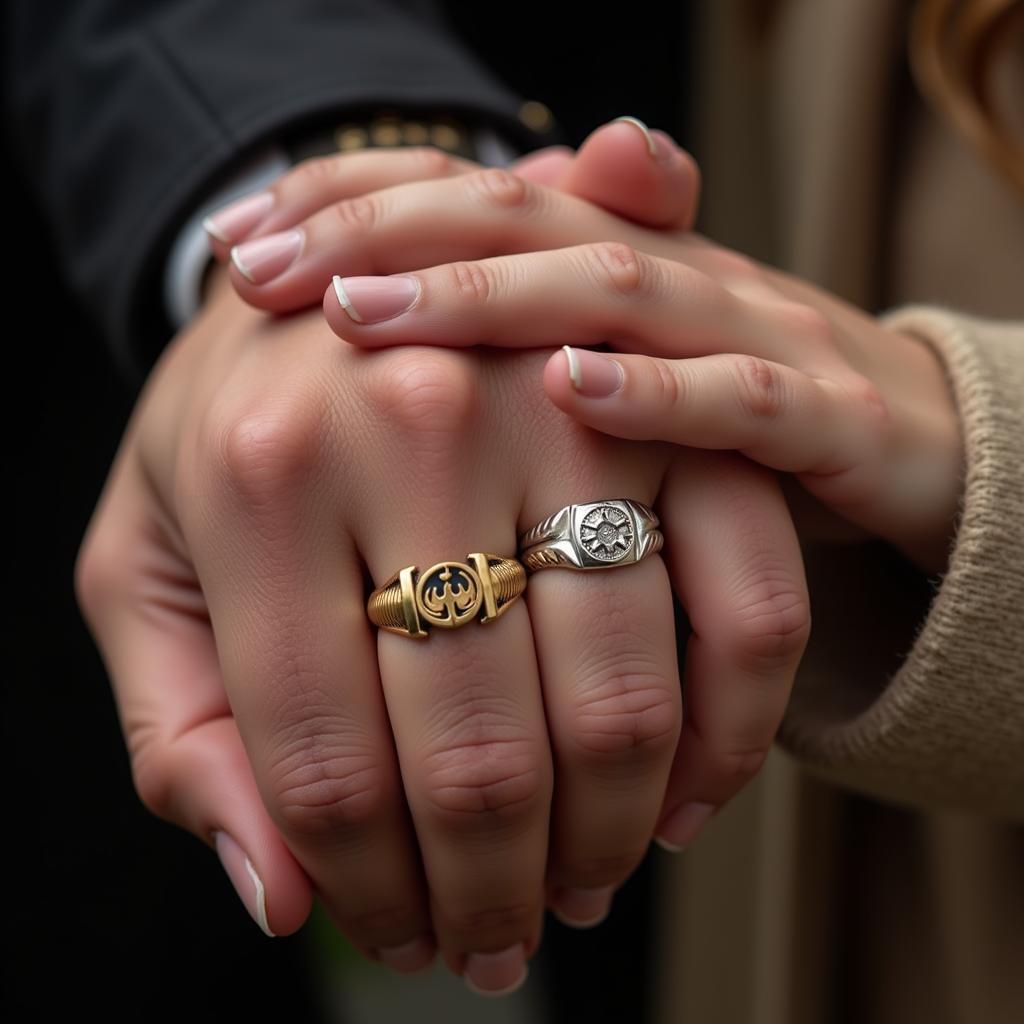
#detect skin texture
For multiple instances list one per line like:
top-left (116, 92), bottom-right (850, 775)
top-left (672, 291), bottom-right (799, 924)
top-left (78, 125), bottom-right (813, 992)
top-left (212, 135), bottom-right (959, 574)
top-left (321, 233), bottom-right (962, 574)
top-left (76, 255), bottom-right (809, 990)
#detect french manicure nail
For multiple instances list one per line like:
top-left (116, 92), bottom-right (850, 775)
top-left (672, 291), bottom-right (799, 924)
top-left (464, 943), bottom-right (528, 998)
top-left (214, 830), bottom-right (275, 937)
top-left (611, 116), bottom-right (675, 164)
top-left (333, 275), bottom-right (421, 324)
top-left (612, 116), bottom-right (658, 158)
top-left (203, 191), bottom-right (275, 244)
top-left (655, 801), bottom-right (716, 852)
top-left (649, 129), bottom-right (680, 164)
top-left (231, 229), bottom-right (304, 284)
top-left (377, 935), bottom-right (436, 974)
top-left (563, 346), bottom-right (624, 397)
top-left (551, 885), bottom-right (614, 928)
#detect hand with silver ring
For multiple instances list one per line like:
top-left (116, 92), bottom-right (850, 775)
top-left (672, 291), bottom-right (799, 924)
top-left (77, 259), bottom-right (808, 994)
top-left (77, 126), bottom-right (807, 995)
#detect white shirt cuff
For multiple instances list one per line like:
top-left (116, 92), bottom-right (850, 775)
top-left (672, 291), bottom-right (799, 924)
top-left (163, 146), bottom-right (290, 330)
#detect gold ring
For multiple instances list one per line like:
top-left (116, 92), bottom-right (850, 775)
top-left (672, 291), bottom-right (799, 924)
top-left (366, 553), bottom-right (526, 638)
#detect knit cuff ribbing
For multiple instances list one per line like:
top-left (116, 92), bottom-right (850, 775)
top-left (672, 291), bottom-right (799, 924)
top-left (779, 307), bottom-right (1024, 819)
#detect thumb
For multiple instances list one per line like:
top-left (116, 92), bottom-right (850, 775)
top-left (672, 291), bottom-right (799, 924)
top-left (556, 117), bottom-right (701, 229)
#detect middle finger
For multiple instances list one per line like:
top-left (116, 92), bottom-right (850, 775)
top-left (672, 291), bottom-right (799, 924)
top-left (350, 347), bottom-right (553, 996)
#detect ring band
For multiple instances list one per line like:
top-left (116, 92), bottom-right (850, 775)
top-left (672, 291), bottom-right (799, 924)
top-left (518, 499), bottom-right (662, 572)
top-left (367, 553), bottom-right (527, 638)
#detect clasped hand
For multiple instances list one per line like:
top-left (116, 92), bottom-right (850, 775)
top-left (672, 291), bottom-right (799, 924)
top-left (77, 120), bottom-right (958, 995)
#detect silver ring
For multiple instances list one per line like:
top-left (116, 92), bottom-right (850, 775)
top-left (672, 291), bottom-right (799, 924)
top-left (518, 499), bottom-right (663, 572)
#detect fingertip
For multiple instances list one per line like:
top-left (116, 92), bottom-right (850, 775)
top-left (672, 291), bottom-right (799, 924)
top-left (651, 132), bottom-right (701, 228)
top-left (212, 820), bottom-right (314, 938)
top-left (176, 726), bottom-right (314, 938)
top-left (566, 119), bottom-right (699, 229)
top-left (542, 347), bottom-right (578, 407)
top-left (576, 117), bottom-right (656, 165)
top-left (322, 281), bottom-right (352, 340)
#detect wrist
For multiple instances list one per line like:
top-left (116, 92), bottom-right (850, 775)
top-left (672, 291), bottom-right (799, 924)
top-left (884, 328), bottom-right (964, 574)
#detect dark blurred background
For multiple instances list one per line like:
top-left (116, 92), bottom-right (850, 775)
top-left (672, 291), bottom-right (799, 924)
top-left (6, 5), bottom-right (691, 1022)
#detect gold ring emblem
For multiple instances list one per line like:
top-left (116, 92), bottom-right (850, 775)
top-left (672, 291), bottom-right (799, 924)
top-left (415, 562), bottom-right (483, 628)
top-left (367, 553), bottom-right (526, 638)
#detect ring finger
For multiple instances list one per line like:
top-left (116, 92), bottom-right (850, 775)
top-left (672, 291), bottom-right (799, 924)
top-left (517, 432), bottom-right (680, 927)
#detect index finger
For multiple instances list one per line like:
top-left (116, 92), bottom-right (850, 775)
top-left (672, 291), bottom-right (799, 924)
top-left (203, 146), bottom-right (479, 255)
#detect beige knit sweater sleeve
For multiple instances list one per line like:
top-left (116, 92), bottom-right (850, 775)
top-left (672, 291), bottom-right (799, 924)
top-left (779, 307), bottom-right (1024, 820)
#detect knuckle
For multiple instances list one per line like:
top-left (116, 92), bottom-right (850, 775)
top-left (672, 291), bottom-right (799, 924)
top-left (569, 670), bottom-right (680, 766)
top-left (331, 193), bottom-right (379, 234)
top-left (269, 734), bottom-right (387, 838)
top-left (850, 375), bottom-right (891, 432)
top-left (583, 241), bottom-right (647, 298)
top-left (729, 577), bottom-right (811, 667)
top-left (212, 395), bottom-right (328, 506)
top-left (418, 734), bottom-right (546, 826)
top-left (291, 154), bottom-right (341, 189)
top-left (363, 348), bottom-right (478, 440)
top-left (650, 355), bottom-right (684, 411)
top-left (733, 355), bottom-right (786, 420)
top-left (446, 901), bottom-right (535, 937)
top-left (775, 301), bottom-right (834, 347)
top-left (444, 259), bottom-right (495, 305)
top-left (408, 145), bottom-right (454, 178)
top-left (468, 167), bottom-right (534, 213)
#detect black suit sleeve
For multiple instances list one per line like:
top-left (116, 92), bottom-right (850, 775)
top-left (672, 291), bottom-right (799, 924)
top-left (4, 0), bottom-right (553, 381)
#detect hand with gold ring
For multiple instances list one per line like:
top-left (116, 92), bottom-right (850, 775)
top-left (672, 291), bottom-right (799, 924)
top-left (77, 254), bottom-right (808, 994)
top-left (201, 126), bottom-right (809, 950)
top-left (77, 126), bottom-right (807, 994)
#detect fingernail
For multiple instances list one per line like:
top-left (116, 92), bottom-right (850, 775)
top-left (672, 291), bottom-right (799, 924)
top-left (377, 935), bottom-right (437, 975)
top-left (551, 885), bottom-right (614, 928)
top-left (655, 801), bottom-right (716, 852)
top-left (563, 346), bottom-right (624, 397)
top-left (214, 831), bottom-right (275, 937)
top-left (333, 275), bottom-right (421, 324)
top-left (649, 129), bottom-right (680, 164)
top-left (464, 943), bottom-right (528, 998)
top-left (203, 191), bottom-right (275, 244)
top-left (231, 229), bottom-right (304, 284)
top-left (612, 116), bottom-right (676, 164)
